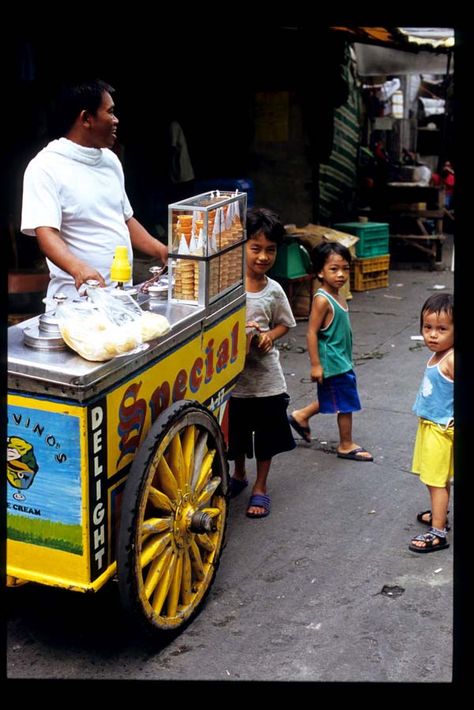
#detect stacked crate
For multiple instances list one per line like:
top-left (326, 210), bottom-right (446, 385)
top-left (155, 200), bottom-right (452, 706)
top-left (333, 222), bottom-right (390, 291)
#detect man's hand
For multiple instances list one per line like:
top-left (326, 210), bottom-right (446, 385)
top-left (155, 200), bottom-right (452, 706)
top-left (71, 264), bottom-right (106, 291)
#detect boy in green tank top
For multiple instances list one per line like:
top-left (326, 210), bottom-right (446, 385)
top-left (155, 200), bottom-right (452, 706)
top-left (289, 242), bottom-right (373, 461)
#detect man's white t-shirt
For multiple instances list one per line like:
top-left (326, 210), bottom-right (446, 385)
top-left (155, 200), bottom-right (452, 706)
top-left (21, 137), bottom-right (134, 300)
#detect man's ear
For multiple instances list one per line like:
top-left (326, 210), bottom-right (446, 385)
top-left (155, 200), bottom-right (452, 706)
top-left (79, 109), bottom-right (91, 127)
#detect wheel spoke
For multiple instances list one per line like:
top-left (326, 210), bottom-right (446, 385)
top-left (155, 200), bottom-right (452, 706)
top-left (151, 552), bottom-right (177, 615)
top-left (140, 531), bottom-right (172, 569)
top-left (148, 485), bottom-right (173, 512)
top-left (154, 456), bottom-right (178, 501)
top-left (181, 425), bottom-right (196, 486)
top-left (180, 548), bottom-right (192, 606)
top-left (190, 431), bottom-right (209, 490)
top-left (143, 546), bottom-right (173, 599)
top-left (168, 434), bottom-right (185, 490)
top-left (196, 533), bottom-right (215, 553)
top-left (200, 507), bottom-right (221, 519)
top-left (189, 538), bottom-right (205, 581)
top-left (141, 516), bottom-right (172, 541)
top-left (196, 477), bottom-right (221, 508)
top-left (167, 551), bottom-right (184, 617)
top-left (194, 449), bottom-right (216, 496)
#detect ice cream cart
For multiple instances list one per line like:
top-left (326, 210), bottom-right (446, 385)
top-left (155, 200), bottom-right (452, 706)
top-left (7, 190), bottom-right (247, 636)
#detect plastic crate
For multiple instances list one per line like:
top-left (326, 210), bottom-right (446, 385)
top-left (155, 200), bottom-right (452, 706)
top-left (350, 254), bottom-right (390, 291)
top-left (333, 222), bottom-right (389, 258)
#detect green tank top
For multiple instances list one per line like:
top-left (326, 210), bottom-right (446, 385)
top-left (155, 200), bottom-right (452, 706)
top-left (316, 288), bottom-right (353, 378)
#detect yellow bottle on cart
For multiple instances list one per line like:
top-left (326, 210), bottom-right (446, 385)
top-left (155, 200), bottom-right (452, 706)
top-left (110, 245), bottom-right (132, 285)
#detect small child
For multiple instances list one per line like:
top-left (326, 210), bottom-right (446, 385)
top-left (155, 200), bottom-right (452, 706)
top-left (227, 207), bottom-right (296, 518)
top-left (409, 293), bottom-right (454, 553)
top-left (290, 241), bottom-right (372, 461)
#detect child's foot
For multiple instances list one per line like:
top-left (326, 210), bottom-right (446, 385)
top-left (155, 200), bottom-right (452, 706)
top-left (288, 411), bottom-right (312, 443)
top-left (417, 509), bottom-right (451, 531)
top-left (246, 488), bottom-right (271, 518)
top-left (408, 528), bottom-right (449, 553)
top-left (337, 444), bottom-right (373, 461)
top-left (229, 476), bottom-right (249, 499)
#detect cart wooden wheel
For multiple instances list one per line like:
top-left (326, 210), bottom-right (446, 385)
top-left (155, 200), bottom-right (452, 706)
top-left (117, 400), bottom-right (229, 636)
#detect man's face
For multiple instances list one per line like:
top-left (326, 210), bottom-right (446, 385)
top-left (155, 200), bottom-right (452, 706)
top-left (87, 91), bottom-right (119, 149)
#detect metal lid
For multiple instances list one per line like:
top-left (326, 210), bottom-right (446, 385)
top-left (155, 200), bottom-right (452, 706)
top-left (23, 323), bottom-right (67, 350)
top-left (38, 311), bottom-right (61, 334)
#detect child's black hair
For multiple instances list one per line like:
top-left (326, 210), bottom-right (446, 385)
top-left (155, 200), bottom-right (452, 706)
top-left (246, 207), bottom-right (286, 245)
top-left (420, 292), bottom-right (454, 331)
top-left (311, 241), bottom-right (352, 274)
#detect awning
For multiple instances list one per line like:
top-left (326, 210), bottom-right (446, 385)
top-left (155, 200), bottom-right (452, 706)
top-left (330, 27), bottom-right (454, 53)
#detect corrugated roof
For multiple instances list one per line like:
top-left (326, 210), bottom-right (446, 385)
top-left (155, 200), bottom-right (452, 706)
top-left (330, 27), bottom-right (454, 52)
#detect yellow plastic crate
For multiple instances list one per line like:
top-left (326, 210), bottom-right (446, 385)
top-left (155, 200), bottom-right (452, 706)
top-left (351, 255), bottom-right (390, 291)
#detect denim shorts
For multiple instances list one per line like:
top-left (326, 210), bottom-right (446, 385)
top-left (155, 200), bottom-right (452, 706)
top-left (317, 369), bottom-right (361, 414)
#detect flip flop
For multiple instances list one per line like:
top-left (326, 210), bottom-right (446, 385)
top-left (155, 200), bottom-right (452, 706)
top-left (229, 477), bottom-right (249, 499)
top-left (288, 414), bottom-right (311, 443)
top-left (246, 494), bottom-right (271, 519)
top-left (337, 447), bottom-right (373, 462)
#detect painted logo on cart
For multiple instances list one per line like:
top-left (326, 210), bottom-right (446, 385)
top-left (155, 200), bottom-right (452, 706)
top-left (7, 436), bottom-right (39, 490)
top-left (7, 406), bottom-right (83, 555)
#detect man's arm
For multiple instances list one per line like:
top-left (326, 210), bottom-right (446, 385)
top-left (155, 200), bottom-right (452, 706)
top-left (36, 227), bottom-right (106, 289)
top-left (126, 217), bottom-right (168, 263)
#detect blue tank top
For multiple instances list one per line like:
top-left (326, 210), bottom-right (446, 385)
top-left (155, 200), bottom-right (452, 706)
top-left (316, 289), bottom-right (353, 378)
top-left (413, 350), bottom-right (454, 426)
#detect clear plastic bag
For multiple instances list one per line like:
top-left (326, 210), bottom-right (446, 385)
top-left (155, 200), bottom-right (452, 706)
top-left (57, 289), bottom-right (170, 361)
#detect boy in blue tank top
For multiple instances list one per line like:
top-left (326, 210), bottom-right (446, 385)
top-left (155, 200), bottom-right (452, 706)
top-left (289, 242), bottom-right (373, 461)
top-left (409, 293), bottom-right (454, 553)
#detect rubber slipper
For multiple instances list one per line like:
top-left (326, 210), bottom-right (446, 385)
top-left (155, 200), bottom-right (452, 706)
top-left (337, 446), bottom-right (373, 462)
top-left (246, 494), bottom-right (271, 519)
top-left (288, 414), bottom-right (311, 443)
top-left (229, 477), bottom-right (248, 499)
top-left (417, 509), bottom-right (450, 531)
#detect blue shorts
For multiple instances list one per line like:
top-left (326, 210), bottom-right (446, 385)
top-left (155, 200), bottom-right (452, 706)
top-left (317, 369), bottom-right (361, 414)
top-left (227, 393), bottom-right (296, 461)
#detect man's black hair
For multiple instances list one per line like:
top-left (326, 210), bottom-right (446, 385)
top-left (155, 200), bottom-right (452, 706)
top-left (55, 78), bottom-right (115, 136)
top-left (311, 241), bottom-right (352, 274)
top-left (246, 207), bottom-right (286, 245)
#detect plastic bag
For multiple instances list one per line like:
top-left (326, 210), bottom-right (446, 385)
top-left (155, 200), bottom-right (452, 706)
top-left (57, 289), bottom-right (170, 361)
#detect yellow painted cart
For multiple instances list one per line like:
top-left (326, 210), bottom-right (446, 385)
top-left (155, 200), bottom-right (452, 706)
top-left (7, 191), bottom-right (247, 636)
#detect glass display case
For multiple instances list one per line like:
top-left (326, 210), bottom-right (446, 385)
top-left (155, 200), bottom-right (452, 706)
top-left (167, 190), bottom-right (247, 306)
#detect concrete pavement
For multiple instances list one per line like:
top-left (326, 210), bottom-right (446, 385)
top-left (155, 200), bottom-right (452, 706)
top-left (7, 252), bottom-right (455, 684)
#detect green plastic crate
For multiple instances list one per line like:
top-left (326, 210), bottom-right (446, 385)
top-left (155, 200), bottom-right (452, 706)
top-left (334, 222), bottom-right (389, 258)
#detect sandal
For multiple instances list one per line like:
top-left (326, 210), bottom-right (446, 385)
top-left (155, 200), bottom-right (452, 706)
top-left (416, 509), bottom-right (450, 532)
top-left (409, 527), bottom-right (449, 554)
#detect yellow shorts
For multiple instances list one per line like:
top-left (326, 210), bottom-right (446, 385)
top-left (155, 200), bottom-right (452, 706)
top-left (411, 418), bottom-right (454, 488)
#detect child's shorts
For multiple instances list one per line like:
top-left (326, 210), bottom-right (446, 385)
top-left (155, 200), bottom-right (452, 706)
top-left (317, 369), bottom-right (361, 414)
top-left (411, 417), bottom-right (454, 487)
top-left (227, 392), bottom-right (296, 461)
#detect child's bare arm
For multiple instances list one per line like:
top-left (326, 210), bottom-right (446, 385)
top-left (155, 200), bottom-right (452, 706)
top-left (307, 295), bottom-right (330, 383)
top-left (441, 350), bottom-right (454, 381)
